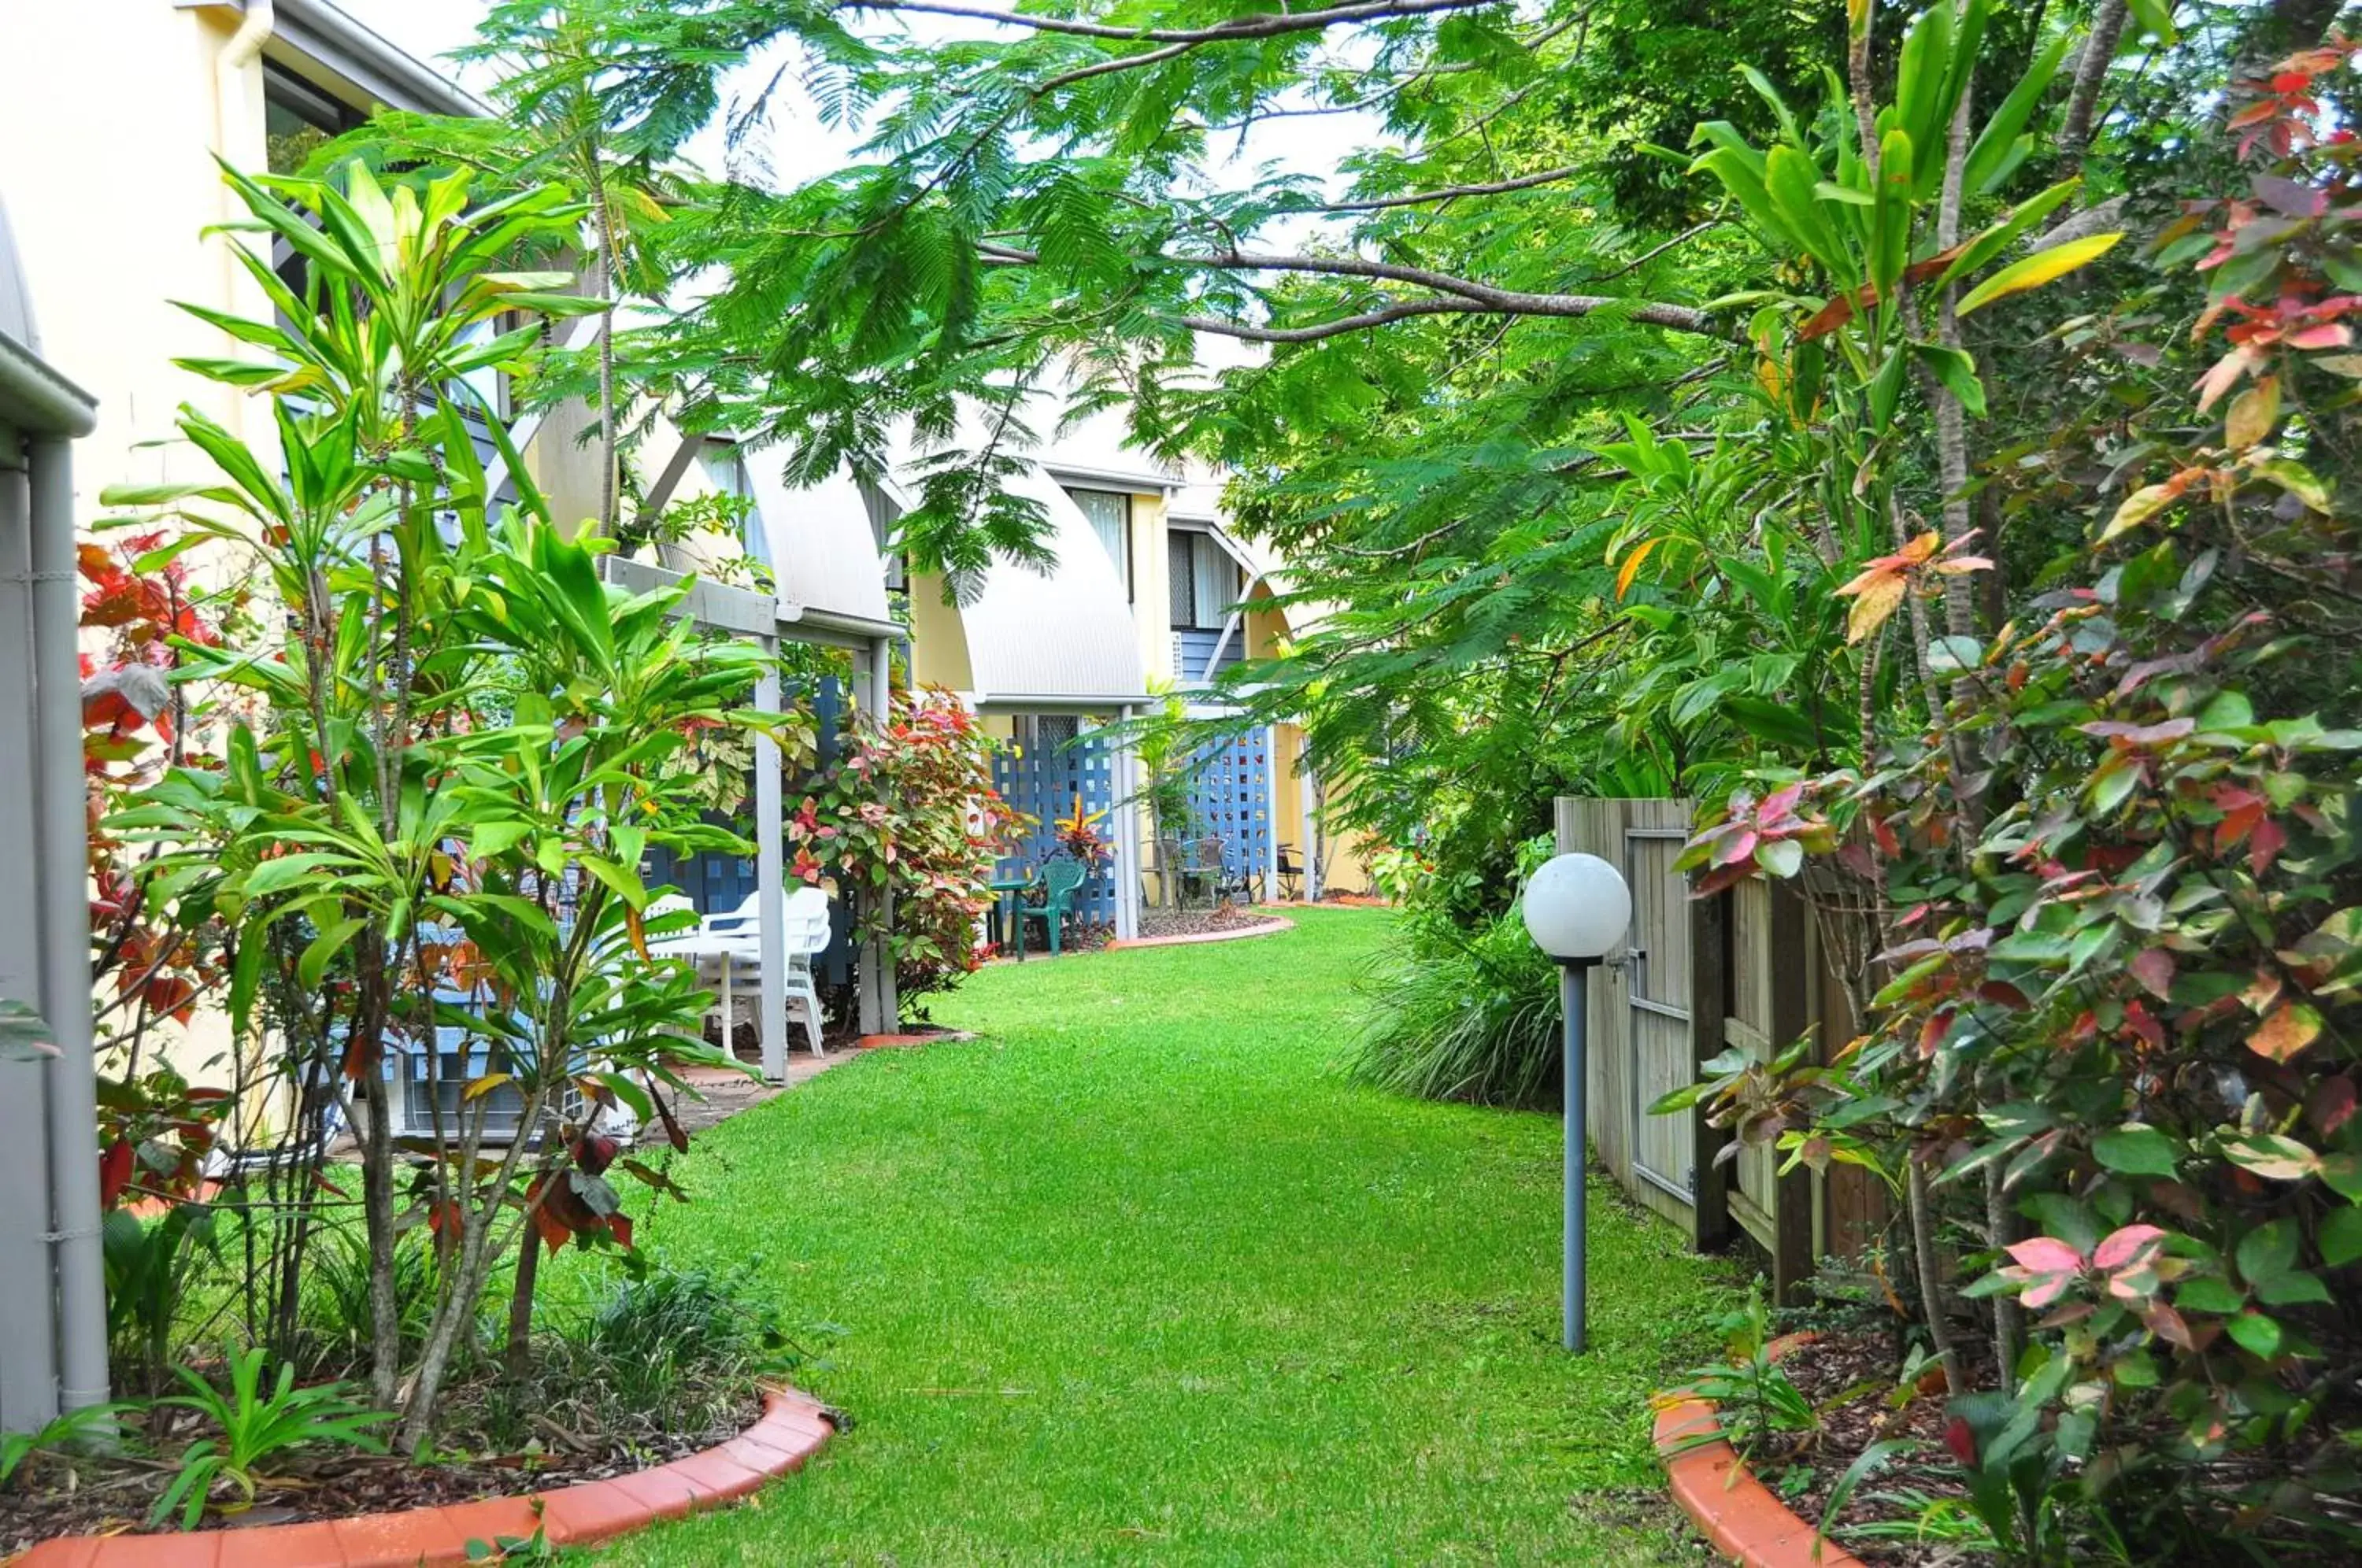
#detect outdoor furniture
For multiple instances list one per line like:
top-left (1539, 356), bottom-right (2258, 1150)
top-left (1014, 856), bottom-right (1090, 959)
top-left (654, 886), bottom-right (834, 1057)
top-left (1275, 843), bottom-right (1302, 901)
top-left (1182, 834), bottom-right (1254, 906)
top-left (987, 871), bottom-right (1035, 952)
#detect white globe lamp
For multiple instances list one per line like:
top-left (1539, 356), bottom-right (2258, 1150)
top-left (1521, 852), bottom-right (1632, 966)
top-left (1521, 849), bottom-right (1632, 1355)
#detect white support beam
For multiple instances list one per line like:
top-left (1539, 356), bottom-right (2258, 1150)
top-left (754, 656), bottom-right (787, 1082)
top-left (1298, 732), bottom-right (1323, 902)
top-left (1113, 706), bottom-right (1142, 940)
top-left (1263, 723), bottom-right (1281, 902)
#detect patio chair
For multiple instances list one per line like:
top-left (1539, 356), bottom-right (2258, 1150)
top-left (702, 886), bottom-right (834, 1056)
top-left (1014, 856), bottom-right (1090, 959)
top-left (1275, 843), bottom-right (1302, 901)
top-left (1185, 834), bottom-right (1254, 906)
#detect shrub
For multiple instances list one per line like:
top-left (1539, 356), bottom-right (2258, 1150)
top-left (1678, 43), bottom-right (2362, 1559)
top-left (791, 687), bottom-right (1024, 1013)
top-left (1350, 907), bottom-right (1563, 1110)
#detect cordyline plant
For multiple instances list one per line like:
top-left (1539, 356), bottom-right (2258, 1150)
top-left (1667, 40), bottom-right (2362, 1561)
top-left (788, 687), bottom-right (1022, 1014)
top-left (107, 160), bottom-right (769, 1448)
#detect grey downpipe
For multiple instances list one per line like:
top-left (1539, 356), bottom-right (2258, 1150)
top-left (31, 436), bottom-right (109, 1412)
top-left (0, 459), bottom-right (62, 1431)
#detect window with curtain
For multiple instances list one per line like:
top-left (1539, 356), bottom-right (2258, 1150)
top-left (1168, 528), bottom-right (1240, 629)
top-left (1065, 488), bottom-right (1132, 599)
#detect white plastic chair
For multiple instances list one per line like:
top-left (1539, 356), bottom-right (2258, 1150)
top-left (709, 886), bottom-right (833, 1056)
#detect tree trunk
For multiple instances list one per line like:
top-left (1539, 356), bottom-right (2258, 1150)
top-left (1908, 1157), bottom-right (1965, 1395)
top-left (1986, 1164), bottom-right (2022, 1388)
top-left (504, 1209), bottom-right (542, 1382)
top-left (2059, 0), bottom-right (2129, 170)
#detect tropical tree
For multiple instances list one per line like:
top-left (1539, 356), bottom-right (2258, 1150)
top-left (107, 160), bottom-right (766, 1444)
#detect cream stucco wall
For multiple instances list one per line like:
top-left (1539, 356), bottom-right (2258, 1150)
top-left (2, 6), bottom-right (284, 509)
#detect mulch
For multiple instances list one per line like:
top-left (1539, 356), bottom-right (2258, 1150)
top-left (1747, 1328), bottom-right (1977, 1566)
top-left (0, 1390), bottom-right (762, 1551)
top-left (1135, 903), bottom-right (1272, 940)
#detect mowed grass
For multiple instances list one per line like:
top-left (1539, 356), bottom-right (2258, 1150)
top-left (587, 906), bottom-right (1734, 1566)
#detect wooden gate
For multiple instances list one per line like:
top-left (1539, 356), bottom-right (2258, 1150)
top-left (1557, 795), bottom-right (1880, 1286)
top-left (1554, 798), bottom-right (1726, 1247)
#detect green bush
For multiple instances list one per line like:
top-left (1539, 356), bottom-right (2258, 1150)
top-left (1350, 909), bottom-right (1563, 1110)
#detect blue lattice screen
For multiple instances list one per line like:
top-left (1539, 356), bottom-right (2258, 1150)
top-left (991, 716), bottom-right (1120, 926)
top-left (1183, 727), bottom-right (1274, 892)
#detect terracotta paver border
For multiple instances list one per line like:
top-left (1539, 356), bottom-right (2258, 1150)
top-left (1652, 1341), bottom-right (1866, 1568)
top-left (16, 1386), bottom-right (835, 1567)
top-left (1105, 915), bottom-right (1294, 950)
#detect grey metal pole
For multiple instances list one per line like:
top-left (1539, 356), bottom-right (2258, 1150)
top-left (30, 437), bottom-right (109, 1413)
top-left (1563, 961), bottom-right (1589, 1353)
top-left (754, 656), bottom-right (787, 1082)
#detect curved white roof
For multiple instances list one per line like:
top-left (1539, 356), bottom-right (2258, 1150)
top-left (744, 458), bottom-right (897, 631)
top-left (950, 466), bottom-right (1147, 706)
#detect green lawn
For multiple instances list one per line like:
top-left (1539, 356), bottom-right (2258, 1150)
top-left (589, 906), bottom-right (1734, 1565)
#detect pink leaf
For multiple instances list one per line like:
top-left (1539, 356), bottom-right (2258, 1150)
top-left (2007, 1236), bottom-right (2086, 1274)
top-left (2094, 1225), bottom-right (2168, 1272)
top-left (2131, 948), bottom-right (2175, 1000)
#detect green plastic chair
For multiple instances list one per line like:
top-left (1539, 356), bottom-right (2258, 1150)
top-left (1015, 856), bottom-right (1090, 959)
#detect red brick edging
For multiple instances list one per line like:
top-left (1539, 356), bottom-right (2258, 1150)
top-left (1105, 915), bottom-right (1294, 949)
top-left (16, 1386), bottom-right (834, 1567)
top-left (1652, 1339), bottom-right (1865, 1568)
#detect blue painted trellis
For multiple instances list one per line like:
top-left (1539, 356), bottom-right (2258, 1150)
top-left (1183, 727), bottom-right (1274, 892)
top-left (991, 716), bottom-right (1120, 927)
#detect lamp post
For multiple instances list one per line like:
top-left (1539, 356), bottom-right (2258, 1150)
top-left (1521, 851), bottom-right (1632, 1352)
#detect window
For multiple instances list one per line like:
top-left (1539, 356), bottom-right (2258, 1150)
top-left (1168, 528), bottom-right (1240, 630)
top-left (1065, 488), bottom-right (1132, 599)
top-left (265, 63), bottom-right (364, 177)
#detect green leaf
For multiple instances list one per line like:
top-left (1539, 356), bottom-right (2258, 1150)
top-left (2227, 1311), bottom-right (2283, 1359)
top-left (1956, 232), bottom-right (2124, 316)
top-left (2319, 1207), bottom-right (2362, 1268)
top-left (2237, 1219), bottom-right (2301, 1286)
top-left (1912, 342), bottom-right (1987, 416)
top-left (2093, 1124), bottom-right (2178, 1179)
top-left (1964, 28), bottom-right (2075, 193)
top-left (2252, 457), bottom-right (2331, 512)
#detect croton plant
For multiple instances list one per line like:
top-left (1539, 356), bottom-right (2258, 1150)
top-left (1672, 40), bottom-right (2362, 1556)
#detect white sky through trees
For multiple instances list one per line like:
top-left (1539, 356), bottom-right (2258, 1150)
top-left (339, 0), bottom-right (1389, 201)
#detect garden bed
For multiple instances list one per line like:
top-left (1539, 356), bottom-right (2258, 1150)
top-left (8, 1385), bottom-right (831, 1565)
top-left (1120, 907), bottom-right (1293, 948)
top-left (1660, 1325), bottom-right (1974, 1568)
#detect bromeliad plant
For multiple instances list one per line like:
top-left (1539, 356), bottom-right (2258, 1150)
top-left (1668, 41), bottom-right (2362, 1561)
top-left (108, 160), bottom-right (768, 1449)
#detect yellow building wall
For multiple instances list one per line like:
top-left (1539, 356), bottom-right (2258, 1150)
top-left (1127, 490), bottom-right (1173, 684)
top-left (905, 571), bottom-right (976, 693)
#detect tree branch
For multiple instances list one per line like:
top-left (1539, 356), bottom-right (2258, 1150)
top-left (2059, 0), bottom-right (2129, 168)
top-left (842, 0), bottom-right (1505, 46)
top-left (1187, 248), bottom-right (1730, 336)
top-left (1312, 164), bottom-right (1581, 213)
top-left (1178, 296), bottom-right (1483, 342)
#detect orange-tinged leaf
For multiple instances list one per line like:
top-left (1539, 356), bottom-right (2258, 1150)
top-left (2101, 482), bottom-right (2180, 542)
top-left (2226, 375), bottom-right (2280, 449)
top-left (2249, 1001), bottom-right (2323, 1063)
top-left (1614, 536), bottom-right (1662, 600)
top-left (1842, 571), bottom-right (1908, 644)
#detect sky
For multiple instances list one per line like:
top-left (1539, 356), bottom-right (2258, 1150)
top-left (338, 0), bottom-right (1385, 199)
